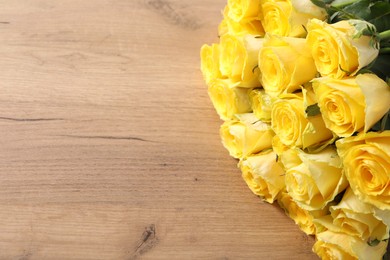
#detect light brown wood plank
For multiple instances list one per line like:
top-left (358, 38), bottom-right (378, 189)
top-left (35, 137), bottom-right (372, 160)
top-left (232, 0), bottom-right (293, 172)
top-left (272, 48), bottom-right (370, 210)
top-left (0, 0), bottom-right (317, 259)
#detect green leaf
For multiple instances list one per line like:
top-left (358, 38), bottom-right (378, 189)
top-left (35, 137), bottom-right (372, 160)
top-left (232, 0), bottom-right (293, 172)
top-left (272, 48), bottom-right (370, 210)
top-left (369, 2), bottom-right (390, 20)
top-left (310, 0), bottom-right (327, 8)
top-left (326, 0), bottom-right (390, 30)
top-left (370, 55), bottom-right (390, 80)
top-left (368, 1), bottom-right (390, 29)
top-left (305, 104), bottom-right (321, 117)
top-left (381, 110), bottom-right (390, 131)
top-left (331, 8), bottom-right (358, 21)
top-left (343, 0), bottom-right (371, 20)
top-left (367, 2), bottom-right (390, 32)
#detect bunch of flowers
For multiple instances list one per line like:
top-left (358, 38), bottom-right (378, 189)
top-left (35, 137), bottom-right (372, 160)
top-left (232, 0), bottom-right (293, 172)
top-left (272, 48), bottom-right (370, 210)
top-left (200, 0), bottom-right (390, 259)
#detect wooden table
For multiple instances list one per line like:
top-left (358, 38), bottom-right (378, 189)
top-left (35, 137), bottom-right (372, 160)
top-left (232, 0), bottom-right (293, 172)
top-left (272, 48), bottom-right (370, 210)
top-left (0, 1), bottom-right (317, 259)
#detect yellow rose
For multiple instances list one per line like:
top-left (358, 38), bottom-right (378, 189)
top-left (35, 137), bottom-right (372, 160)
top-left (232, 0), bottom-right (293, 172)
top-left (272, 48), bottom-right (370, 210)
top-left (239, 150), bottom-right (285, 203)
top-left (219, 5), bottom-right (265, 37)
top-left (219, 17), bottom-right (265, 37)
top-left (313, 74), bottom-right (390, 137)
top-left (260, 0), bottom-right (326, 37)
top-left (208, 78), bottom-right (252, 121)
top-left (278, 191), bottom-right (328, 235)
top-left (336, 131), bottom-right (390, 210)
top-left (220, 113), bottom-right (274, 159)
top-left (249, 88), bottom-right (275, 122)
top-left (219, 34), bottom-right (263, 88)
top-left (227, 0), bottom-right (261, 23)
top-left (313, 230), bottom-right (388, 260)
top-left (218, 18), bottom-right (229, 37)
top-left (200, 44), bottom-right (222, 84)
top-left (281, 147), bottom-right (348, 210)
top-left (307, 19), bottom-right (379, 78)
top-left (314, 188), bottom-right (389, 242)
top-left (271, 135), bottom-right (289, 157)
top-left (271, 91), bottom-right (333, 148)
top-left (259, 34), bottom-right (317, 97)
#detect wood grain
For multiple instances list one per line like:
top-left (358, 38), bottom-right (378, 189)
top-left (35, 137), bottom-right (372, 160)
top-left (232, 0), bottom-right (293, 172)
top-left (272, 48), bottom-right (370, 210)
top-left (0, 0), bottom-right (317, 259)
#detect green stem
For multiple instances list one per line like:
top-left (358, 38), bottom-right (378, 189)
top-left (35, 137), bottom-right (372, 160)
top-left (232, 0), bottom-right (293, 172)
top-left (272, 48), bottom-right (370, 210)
top-left (330, 0), bottom-right (358, 8)
top-left (379, 47), bottom-right (390, 54)
top-left (379, 30), bottom-right (390, 42)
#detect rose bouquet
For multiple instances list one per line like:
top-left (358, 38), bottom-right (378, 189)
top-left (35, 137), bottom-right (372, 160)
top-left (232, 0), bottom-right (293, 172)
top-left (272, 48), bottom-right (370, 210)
top-left (200, 0), bottom-right (390, 259)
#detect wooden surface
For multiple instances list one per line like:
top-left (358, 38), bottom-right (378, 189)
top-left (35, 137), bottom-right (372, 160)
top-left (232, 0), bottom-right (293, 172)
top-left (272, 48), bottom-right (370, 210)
top-left (0, 1), bottom-right (317, 259)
